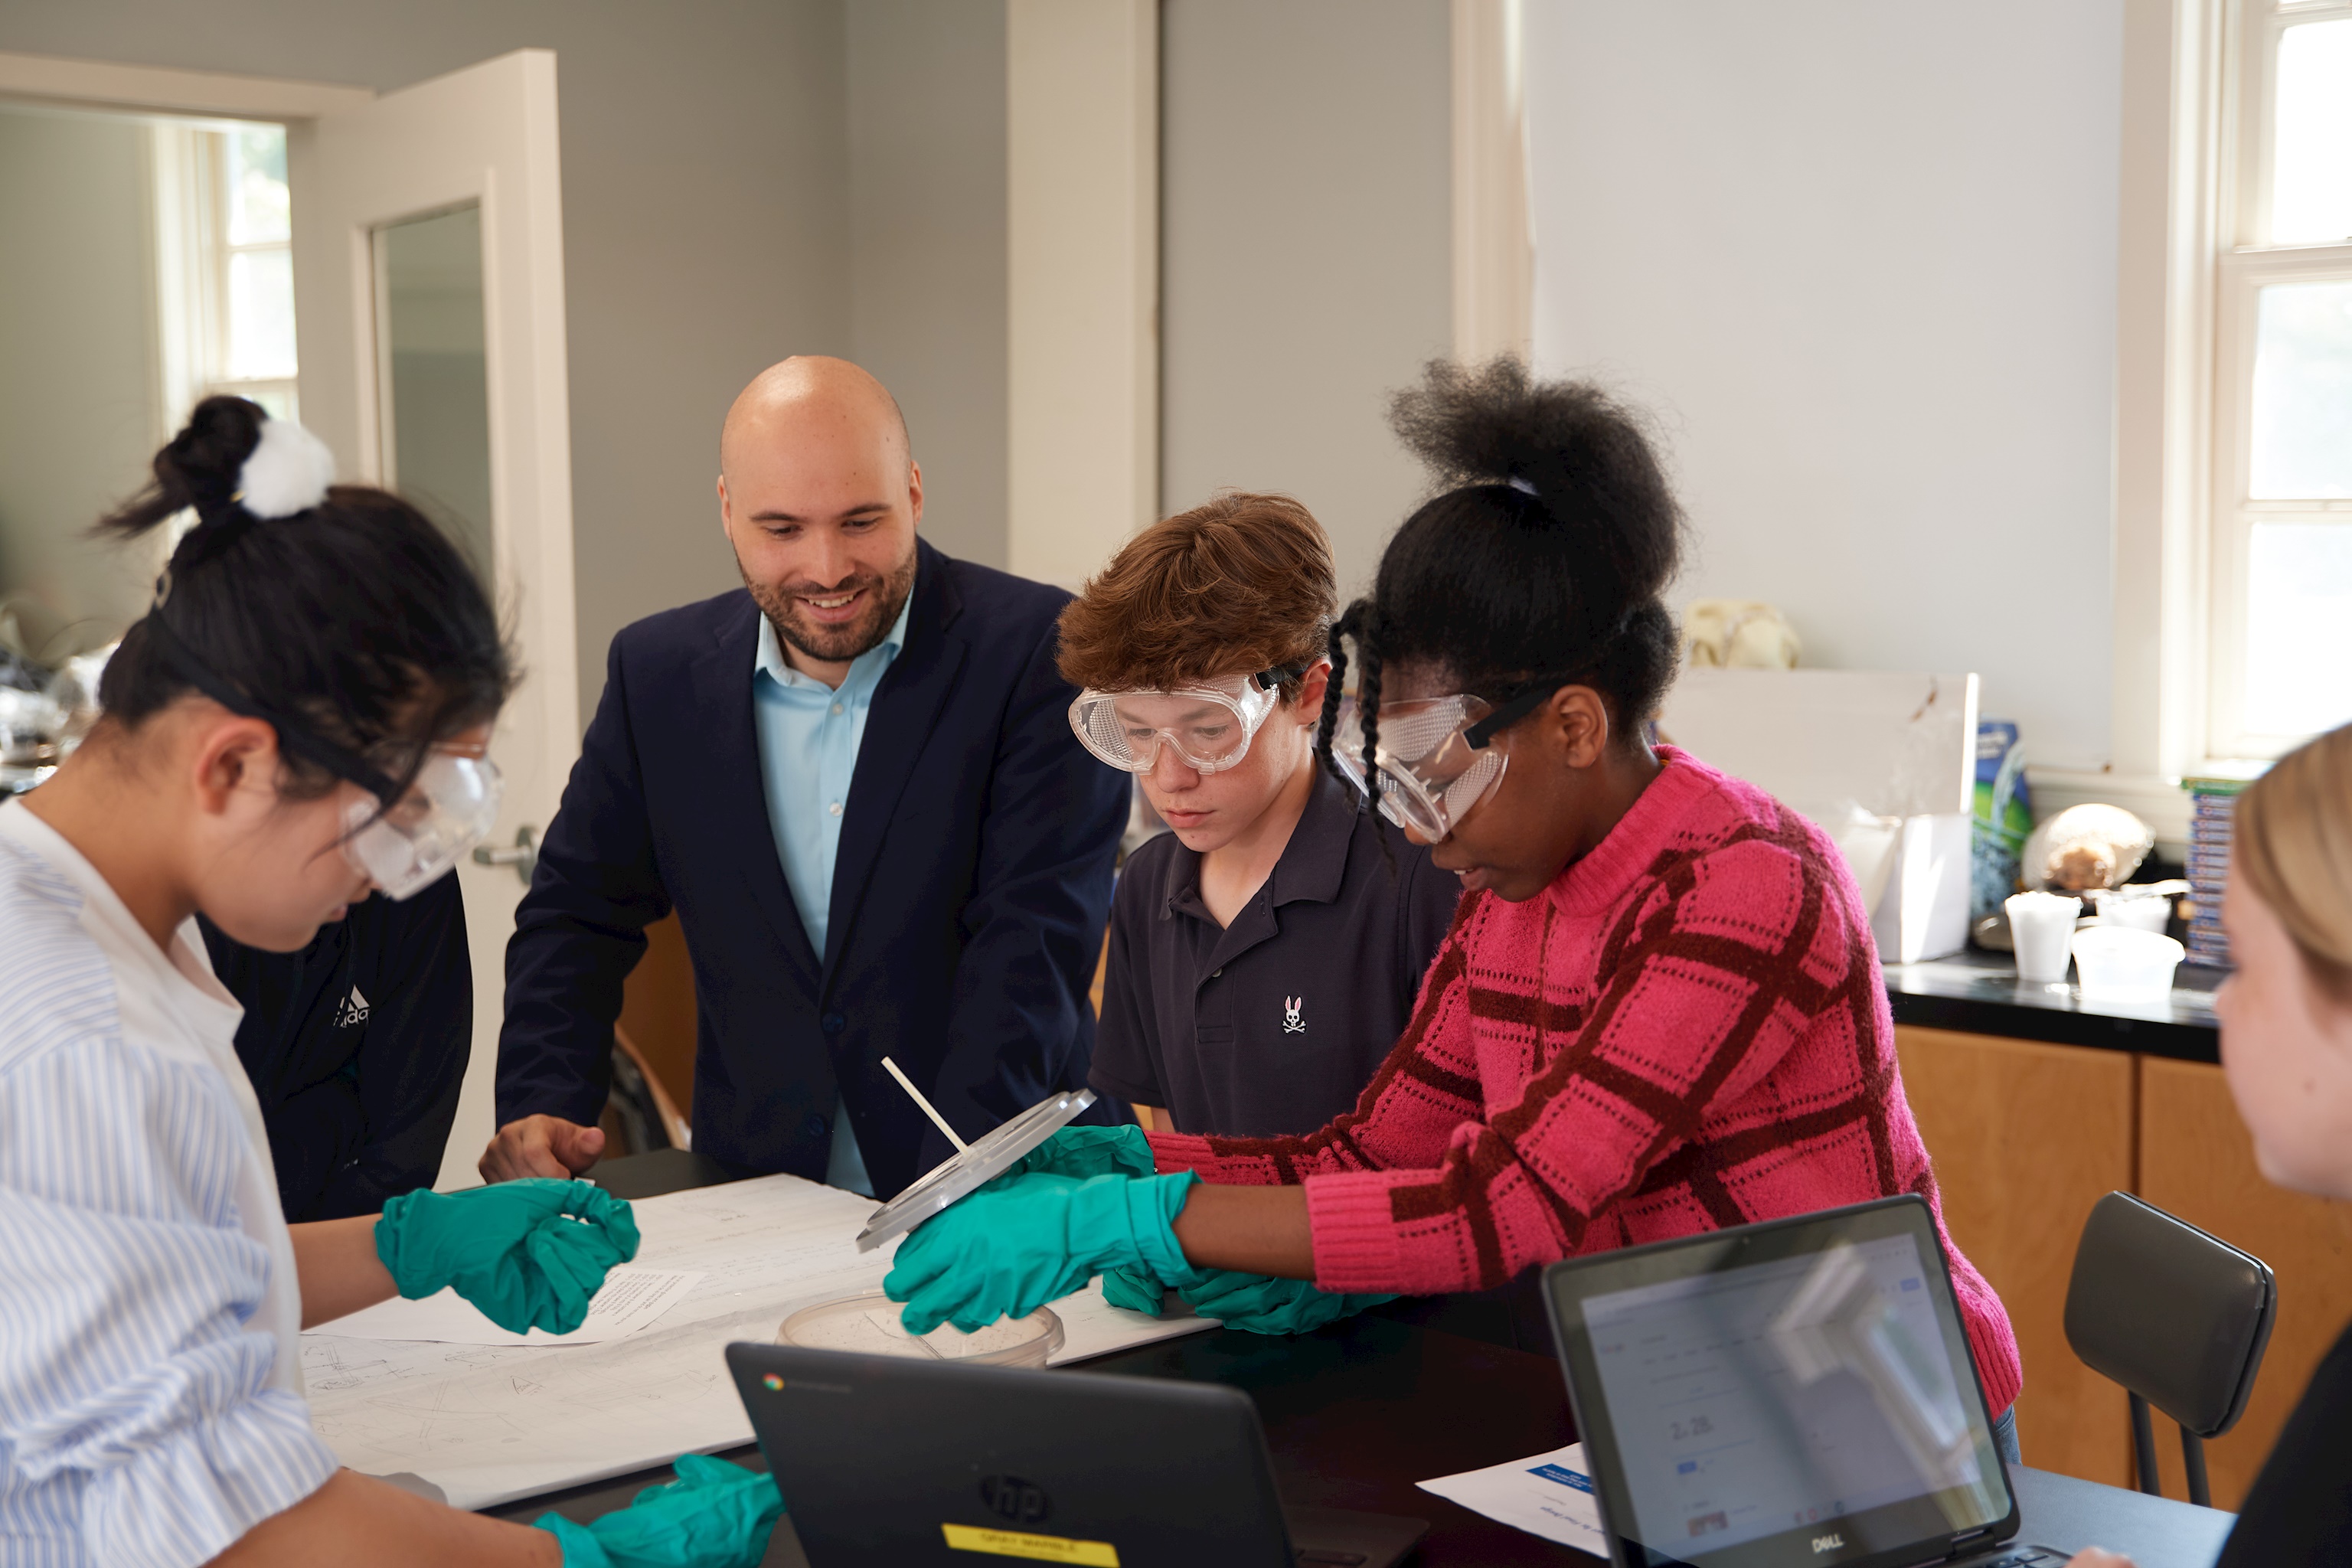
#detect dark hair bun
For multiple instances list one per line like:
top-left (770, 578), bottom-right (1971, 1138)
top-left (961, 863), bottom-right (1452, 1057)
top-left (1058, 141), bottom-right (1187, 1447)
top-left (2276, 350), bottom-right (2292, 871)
top-left (1388, 356), bottom-right (1681, 606)
top-left (1315, 358), bottom-right (1688, 790)
top-left (89, 396), bottom-right (514, 805)
top-left (102, 394), bottom-right (267, 543)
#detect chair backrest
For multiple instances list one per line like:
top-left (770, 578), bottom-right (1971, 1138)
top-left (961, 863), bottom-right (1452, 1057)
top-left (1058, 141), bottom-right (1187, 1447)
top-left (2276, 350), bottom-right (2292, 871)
top-left (2063, 1191), bottom-right (2276, 1439)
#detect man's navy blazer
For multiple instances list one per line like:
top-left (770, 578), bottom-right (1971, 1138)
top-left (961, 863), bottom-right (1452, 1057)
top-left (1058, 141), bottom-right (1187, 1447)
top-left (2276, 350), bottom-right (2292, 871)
top-left (495, 540), bottom-right (1128, 1197)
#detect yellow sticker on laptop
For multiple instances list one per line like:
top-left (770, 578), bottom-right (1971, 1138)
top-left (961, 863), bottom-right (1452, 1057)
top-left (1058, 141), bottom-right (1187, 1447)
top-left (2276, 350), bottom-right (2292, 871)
top-left (940, 1522), bottom-right (1120, 1566)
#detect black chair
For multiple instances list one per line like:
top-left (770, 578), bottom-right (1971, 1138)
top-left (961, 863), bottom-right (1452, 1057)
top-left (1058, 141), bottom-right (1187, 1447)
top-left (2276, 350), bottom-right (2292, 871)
top-left (2063, 1191), bottom-right (2275, 1507)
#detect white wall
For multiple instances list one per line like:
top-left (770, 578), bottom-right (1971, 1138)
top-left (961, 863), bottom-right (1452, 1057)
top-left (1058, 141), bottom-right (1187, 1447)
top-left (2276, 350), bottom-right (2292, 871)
top-left (1159, 0), bottom-right (1454, 603)
top-left (848, 0), bottom-right (1010, 570)
top-left (1007, 0), bottom-right (1158, 586)
top-left (0, 105), bottom-right (165, 656)
top-left (1526, 2), bottom-right (2125, 771)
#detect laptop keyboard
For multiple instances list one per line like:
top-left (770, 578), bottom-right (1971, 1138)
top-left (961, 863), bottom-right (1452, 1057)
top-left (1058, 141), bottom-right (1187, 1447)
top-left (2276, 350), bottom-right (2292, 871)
top-left (1967, 1550), bottom-right (2070, 1567)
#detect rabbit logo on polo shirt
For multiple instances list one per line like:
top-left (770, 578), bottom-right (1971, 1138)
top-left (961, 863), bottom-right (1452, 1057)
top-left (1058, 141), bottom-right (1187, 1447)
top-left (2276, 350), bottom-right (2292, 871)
top-left (1282, 996), bottom-right (1305, 1034)
top-left (332, 986), bottom-right (371, 1029)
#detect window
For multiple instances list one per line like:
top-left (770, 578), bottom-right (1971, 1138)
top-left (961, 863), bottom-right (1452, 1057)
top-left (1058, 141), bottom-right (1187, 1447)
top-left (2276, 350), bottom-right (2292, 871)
top-left (2208, 2), bottom-right (2352, 756)
top-left (152, 119), bottom-right (298, 431)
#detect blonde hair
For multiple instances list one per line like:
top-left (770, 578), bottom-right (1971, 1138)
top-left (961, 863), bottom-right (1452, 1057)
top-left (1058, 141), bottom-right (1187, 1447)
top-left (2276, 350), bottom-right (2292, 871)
top-left (2234, 722), bottom-right (2352, 1001)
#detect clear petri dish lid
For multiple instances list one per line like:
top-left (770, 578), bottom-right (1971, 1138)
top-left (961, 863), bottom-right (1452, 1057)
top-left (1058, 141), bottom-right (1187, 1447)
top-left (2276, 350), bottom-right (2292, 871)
top-left (776, 1289), bottom-right (1063, 1367)
top-left (854, 1086), bottom-right (1096, 1253)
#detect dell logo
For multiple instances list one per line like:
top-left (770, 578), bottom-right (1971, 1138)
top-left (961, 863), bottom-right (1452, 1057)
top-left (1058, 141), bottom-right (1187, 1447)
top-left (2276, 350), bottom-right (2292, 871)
top-left (978, 1475), bottom-right (1050, 1525)
top-left (1811, 1533), bottom-right (1845, 1553)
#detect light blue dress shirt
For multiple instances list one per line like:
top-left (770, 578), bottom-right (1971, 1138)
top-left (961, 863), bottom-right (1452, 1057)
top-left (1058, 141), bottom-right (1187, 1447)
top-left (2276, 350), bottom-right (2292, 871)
top-left (751, 593), bottom-right (912, 1198)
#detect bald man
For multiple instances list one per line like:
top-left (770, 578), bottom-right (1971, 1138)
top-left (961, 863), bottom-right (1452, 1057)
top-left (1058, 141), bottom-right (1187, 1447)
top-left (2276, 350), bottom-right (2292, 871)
top-left (484, 358), bottom-right (1128, 1195)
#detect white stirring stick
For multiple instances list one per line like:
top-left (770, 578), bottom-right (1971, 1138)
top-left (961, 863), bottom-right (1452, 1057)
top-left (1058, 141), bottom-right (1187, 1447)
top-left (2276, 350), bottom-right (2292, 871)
top-left (880, 1056), bottom-right (969, 1153)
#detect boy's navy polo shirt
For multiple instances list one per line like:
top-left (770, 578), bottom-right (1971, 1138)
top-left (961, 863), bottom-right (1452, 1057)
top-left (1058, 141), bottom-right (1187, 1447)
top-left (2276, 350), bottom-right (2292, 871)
top-left (1089, 767), bottom-right (1462, 1137)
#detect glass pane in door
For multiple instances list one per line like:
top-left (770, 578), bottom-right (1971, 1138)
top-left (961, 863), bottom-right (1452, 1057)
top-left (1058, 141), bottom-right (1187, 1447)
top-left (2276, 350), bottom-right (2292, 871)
top-left (377, 204), bottom-right (492, 570)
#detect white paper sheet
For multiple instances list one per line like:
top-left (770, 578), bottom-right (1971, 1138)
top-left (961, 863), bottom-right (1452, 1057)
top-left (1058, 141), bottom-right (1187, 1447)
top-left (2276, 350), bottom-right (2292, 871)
top-left (1417, 1441), bottom-right (1609, 1557)
top-left (301, 1174), bottom-right (1216, 1510)
top-left (306, 1268), bottom-right (705, 1347)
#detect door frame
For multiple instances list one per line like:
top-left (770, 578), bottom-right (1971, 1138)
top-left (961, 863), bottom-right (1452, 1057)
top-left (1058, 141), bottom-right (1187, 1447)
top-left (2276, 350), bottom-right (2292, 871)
top-left (0, 49), bottom-right (374, 121)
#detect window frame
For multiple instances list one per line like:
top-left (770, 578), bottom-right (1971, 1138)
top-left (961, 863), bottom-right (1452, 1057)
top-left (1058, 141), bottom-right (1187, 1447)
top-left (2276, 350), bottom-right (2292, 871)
top-left (2203, 0), bottom-right (2352, 760)
top-left (200, 125), bottom-right (299, 417)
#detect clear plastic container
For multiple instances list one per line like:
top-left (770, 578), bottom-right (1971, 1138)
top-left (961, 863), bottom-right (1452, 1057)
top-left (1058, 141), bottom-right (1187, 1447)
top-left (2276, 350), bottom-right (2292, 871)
top-left (776, 1290), bottom-right (1064, 1367)
top-left (854, 1087), bottom-right (1096, 1253)
top-left (2071, 926), bottom-right (2184, 1002)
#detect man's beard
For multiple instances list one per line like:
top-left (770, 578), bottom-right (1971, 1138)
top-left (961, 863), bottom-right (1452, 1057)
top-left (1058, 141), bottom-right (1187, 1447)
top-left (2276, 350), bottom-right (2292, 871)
top-left (744, 548), bottom-right (918, 667)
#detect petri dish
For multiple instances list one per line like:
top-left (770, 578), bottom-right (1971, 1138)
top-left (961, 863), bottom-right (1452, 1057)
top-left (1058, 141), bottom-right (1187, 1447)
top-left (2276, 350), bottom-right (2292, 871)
top-left (777, 1289), bottom-right (1063, 1367)
top-left (853, 1086), bottom-right (1096, 1253)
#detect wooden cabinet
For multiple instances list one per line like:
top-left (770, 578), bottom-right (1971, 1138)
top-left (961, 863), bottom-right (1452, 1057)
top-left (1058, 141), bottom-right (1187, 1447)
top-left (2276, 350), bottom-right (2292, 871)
top-left (1893, 1027), bottom-right (2134, 1488)
top-left (1897, 1027), bottom-right (2352, 1511)
top-left (618, 912), bottom-right (699, 1117)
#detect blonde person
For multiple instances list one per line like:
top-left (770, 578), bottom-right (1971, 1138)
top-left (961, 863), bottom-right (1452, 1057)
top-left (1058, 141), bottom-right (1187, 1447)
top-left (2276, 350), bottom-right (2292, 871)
top-left (2069, 722), bottom-right (2352, 1567)
top-left (0, 399), bottom-right (773, 1567)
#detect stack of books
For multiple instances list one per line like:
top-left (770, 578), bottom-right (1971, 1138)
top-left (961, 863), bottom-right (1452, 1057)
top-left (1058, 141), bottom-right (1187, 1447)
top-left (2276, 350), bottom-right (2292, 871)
top-left (2180, 764), bottom-right (2269, 968)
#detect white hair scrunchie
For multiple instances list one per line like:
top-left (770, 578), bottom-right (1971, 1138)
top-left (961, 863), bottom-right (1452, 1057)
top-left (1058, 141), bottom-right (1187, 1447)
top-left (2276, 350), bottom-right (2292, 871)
top-left (237, 417), bottom-right (337, 519)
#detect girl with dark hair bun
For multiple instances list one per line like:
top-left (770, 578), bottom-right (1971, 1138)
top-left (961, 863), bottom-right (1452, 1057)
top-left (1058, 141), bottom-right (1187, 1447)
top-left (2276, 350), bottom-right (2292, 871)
top-left (0, 399), bottom-right (773, 1565)
top-left (883, 360), bottom-right (2024, 1455)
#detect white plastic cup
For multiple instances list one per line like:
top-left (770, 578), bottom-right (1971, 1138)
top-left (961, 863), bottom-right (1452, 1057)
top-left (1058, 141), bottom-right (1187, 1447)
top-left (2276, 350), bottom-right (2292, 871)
top-left (2006, 892), bottom-right (2082, 985)
top-left (2099, 894), bottom-right (2174, 934)
top-left (2071, 926), bottom-right (2185, 1002)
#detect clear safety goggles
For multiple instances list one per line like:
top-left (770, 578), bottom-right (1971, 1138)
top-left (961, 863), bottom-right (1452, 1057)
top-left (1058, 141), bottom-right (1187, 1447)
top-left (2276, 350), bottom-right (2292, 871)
top-left (140, 611), bottom-right (502, 900)
top-left (1069, 665), bottom-right (1303, 775)
top-left (1329, 678), bottom-right (1566, 842)
top-left (342, 747), bottom-right (504, 900)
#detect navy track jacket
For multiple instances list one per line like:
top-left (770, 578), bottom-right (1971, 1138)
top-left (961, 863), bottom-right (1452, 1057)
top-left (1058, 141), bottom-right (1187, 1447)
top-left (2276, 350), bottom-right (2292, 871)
top-left (494, 540), bottom-right (1128, 1197)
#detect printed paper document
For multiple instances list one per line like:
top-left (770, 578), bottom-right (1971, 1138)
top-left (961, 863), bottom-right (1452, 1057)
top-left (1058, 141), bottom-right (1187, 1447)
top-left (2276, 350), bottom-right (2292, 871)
top-left (1417, 1441), bottom-right (1608, 1557)
top-left (307, 1268), bottom-right (704, 1347)
top-left (300, 1174), bottom-right (1214, 1510)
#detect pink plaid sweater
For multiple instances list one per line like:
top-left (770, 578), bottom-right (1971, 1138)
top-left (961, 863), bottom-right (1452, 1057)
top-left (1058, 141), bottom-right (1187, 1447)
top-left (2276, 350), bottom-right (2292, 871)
top-left (1148, 746), bottom-right (2022, 1416)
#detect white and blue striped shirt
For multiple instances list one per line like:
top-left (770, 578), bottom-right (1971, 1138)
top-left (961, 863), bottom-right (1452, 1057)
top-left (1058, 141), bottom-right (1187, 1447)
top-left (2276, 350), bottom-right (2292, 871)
top-left (0, 802), bottom-right (337, 1566)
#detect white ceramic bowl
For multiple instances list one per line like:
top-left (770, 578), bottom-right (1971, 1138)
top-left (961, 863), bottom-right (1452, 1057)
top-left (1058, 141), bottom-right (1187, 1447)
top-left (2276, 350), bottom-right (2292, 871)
top-left (2070, 926), bottom-right (2184, 1002)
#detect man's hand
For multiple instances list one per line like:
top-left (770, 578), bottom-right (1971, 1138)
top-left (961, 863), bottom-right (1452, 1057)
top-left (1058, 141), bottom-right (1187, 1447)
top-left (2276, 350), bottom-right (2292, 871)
top-left (480, 1115), bottom-right (606, 1181)
top-left (2065, 1551), bottom-right (2137, 1568)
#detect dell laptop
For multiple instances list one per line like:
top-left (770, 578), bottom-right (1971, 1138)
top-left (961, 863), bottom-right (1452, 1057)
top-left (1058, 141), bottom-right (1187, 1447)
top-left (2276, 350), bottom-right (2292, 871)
top-left (1541, 1195), bottom-right (2065, 1568)
top-left (727, 1341), bottom-right (1428, 1568)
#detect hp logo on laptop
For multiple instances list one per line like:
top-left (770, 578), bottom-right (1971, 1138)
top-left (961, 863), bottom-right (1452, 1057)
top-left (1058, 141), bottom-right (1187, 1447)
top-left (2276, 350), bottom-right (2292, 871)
top-left (979, 1475), bottom-right (1051, 1524)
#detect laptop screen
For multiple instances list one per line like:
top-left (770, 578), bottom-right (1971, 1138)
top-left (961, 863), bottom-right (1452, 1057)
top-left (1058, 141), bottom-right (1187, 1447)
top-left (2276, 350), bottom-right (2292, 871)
top-left (1546, 1197), bottom-right (2015, 1568)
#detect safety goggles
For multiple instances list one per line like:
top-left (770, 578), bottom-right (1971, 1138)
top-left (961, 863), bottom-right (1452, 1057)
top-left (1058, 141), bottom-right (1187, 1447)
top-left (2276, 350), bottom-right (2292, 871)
top-left (1328, 678), bottom-right (1566, 841)
top-left (1069, 665), bottom-right (1305, 775)
top-left (340, 747), bottom-right (503, 900)
top-left (143, 613), bottom-right (503, 900)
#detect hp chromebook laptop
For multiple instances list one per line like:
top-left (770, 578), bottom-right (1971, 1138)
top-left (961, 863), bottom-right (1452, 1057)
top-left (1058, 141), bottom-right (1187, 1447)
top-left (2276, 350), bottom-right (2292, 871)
top-left (1541, 1196), bottom-right (2066, 1568)
top-left (727, 1341), bottom-right (1427, 1567)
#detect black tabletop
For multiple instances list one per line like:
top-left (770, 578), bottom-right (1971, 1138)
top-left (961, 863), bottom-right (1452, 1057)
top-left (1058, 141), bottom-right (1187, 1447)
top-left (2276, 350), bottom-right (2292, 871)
top-left (1886, 947), bottom-right (2222, 1063)
top-left (497, 1153), bottom-right (2239, 1566)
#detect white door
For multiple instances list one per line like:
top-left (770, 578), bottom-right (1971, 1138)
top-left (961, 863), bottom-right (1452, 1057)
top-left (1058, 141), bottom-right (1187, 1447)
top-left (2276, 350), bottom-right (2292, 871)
top-left (289, 49), bottom-right (580, 1189)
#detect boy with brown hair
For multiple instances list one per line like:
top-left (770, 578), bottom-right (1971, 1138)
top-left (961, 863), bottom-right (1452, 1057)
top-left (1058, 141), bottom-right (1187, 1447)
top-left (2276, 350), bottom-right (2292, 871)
top-left (1059, 492), bottom-right (1459, 1138)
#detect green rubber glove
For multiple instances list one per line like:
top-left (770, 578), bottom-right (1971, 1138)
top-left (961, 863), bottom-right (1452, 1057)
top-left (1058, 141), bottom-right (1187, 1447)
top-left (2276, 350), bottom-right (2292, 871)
top-left (374, 1178), bottom-right (640, 1335)
top-left (1178, 1269), bottom-right (1396, 1334)
top-left (534, 1454), bottom-right (782, 1568)
top-left (885, 1169), bottom-right (1198, 1335)
top-left (1008, 1124), bottom-right (1157, 1182)
top-left (1102, 1264), bottom-right (1172, 1315)
top-left (1014, 1126), bottom-right (1174, 1315)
